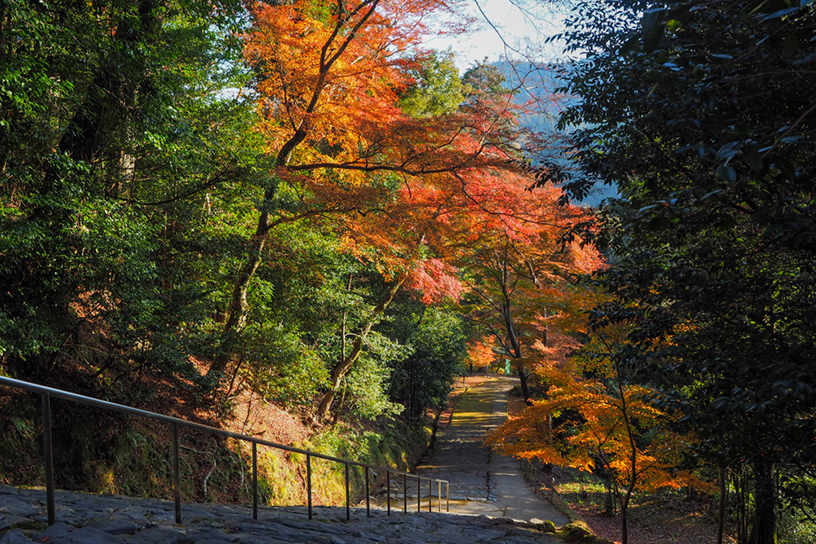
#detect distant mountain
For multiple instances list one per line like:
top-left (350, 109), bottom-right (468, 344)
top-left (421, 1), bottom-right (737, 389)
top-left (493, 60), bottom-right (619, 208)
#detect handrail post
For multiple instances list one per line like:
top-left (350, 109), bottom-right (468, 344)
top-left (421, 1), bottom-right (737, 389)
top-left (172, 422), bottom-right (181, 524)
top-left (345, 462), bottom-right (350, 520)
top-left (403, 474), bottom-right (407, 513)
top-left (306, 454), bottom-right (312, 520)
top-left (446, 481), bottom-right (450, 512)
top-left (365, 466), bottom-right (370, 517)
top-left (386, 471), bottom-right (391, 516)
top-left (252, 442), bottom-right (258, 520)
top-left (428, 479), bottom-right (432, 512)
top-left (41, 393), bottom-right (55, 526)
top-left (417, 477), bottom-right (420, 512)
top-left (438, 481), bottom-right (441, 512)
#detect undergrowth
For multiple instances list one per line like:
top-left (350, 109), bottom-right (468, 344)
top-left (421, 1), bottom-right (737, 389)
top-left (0, 388), bottom-right (430, 510)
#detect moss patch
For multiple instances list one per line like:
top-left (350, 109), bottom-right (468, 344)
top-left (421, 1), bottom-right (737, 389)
top-left (558, 521), bottom-right (616, 544)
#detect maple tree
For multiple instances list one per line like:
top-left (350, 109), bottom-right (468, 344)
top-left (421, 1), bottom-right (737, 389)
top-left (489, 325), bottom-right (707, 544)
top-left (211, 0), bottom-right (572, 426)
top-left (465, 338), bottom-right (496, 372)
top-left (208, 0), bottom-right (536, 382)
top-left (452, 176), bottom-right (603, 401)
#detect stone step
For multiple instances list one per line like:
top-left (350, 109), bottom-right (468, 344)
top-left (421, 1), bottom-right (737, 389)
top-left (0, 484), bottom-right (563, 543)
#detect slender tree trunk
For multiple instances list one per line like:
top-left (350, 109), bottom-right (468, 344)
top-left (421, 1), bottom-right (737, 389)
top-left (497, 258), bottom-right (533, 405)
top-left (735, 465), bottom-right (750, 544)
top-left (207, 129), bottom-right (306, 379)
top-left (207, 1), bottom-right (384, 379)
top-left (207, 220), bottom-right (270, 378)
top-left (315, 277), bottom-right (406, 420)
top-left (517, 365), bottom-right (531, 404)
top-left (621, 493), bottom-right (630, 544)
top-left (616, 362), bottom-right (637, 544)
top-left (749, 462), bottom-right (776, 544)
top-left (718, 465), bottom-right (727, 544)
top-left (605, 472), bottom-right (614, 515)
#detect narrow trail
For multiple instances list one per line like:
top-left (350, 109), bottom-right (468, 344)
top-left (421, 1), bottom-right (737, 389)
top-left (418, 377), bottom-right (569, 526)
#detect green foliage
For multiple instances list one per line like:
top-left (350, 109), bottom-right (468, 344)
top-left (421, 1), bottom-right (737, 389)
top-left (0, 0), bottom-right (265, 386)
top-left (386, 304), bottom-right (468, 420)
top-left (462, 60), bottom-right (509, 99)
top-left (306, 420), bottom-right (429, 502)
top-left (255, 449), bottom-right (304, 506)
top-left (0, 393), bottom-right (41, 486)
top-left (553, 0), bottom-right (816, 541)
top-left (344, 333), bottom-right (406, 419)
top-left (778, 470), bottom-right (816, 544)
top-left (400, 50), bottom-right (464, 117)
top-left (236, 323), bottom-right (329, 407)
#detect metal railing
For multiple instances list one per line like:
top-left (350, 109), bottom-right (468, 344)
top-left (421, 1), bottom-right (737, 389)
top-left (0, 376), bottom-right (450, 525)
top-left (519, 458), bottom-right (566, 508)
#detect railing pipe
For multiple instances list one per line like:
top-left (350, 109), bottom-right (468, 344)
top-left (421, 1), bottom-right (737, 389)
top-left (252, 442), bottom-right (258, 520)
top-left (386, 471), bottom-right (391, 515)
top-left (365, 466), bottom-right (370, 517)
top-left (41, 393), bottom-right (55, 526)
top-left (172, 422), bottom-right (181, 524)
top-left (417, 477), bottom-right (420, 512)
top-left (403, 474), bottom-right (408, 513)
top-left (438, 481), bottom-right (442, 512)
top-left (306, 454), bottom-right (312, 520)
top-left (345, 462), bottom-right (350, 520)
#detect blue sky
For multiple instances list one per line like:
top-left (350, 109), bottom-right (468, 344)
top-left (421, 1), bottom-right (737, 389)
top-left (423, 0), bottom-right (569, 71)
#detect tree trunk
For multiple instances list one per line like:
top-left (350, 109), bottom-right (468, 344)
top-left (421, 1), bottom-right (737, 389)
top-left (620, 493), bottom-right (630, 544)
top-left (717, 465), bottom-right (727, 544)
top-left (749, 462), bottom-right (776, 544)
top-left (616, 363), bottom-right (637, 544)
top-left (605, 472), bottom-right (614, 515)
top-left (316, 332), bottom-right (369, 419)
top-left (734, 466), bottom-right (750, 544)
top-left (315, 277), bottom-right (406, 420)
top-left (207, 1), bottom-right (381, 379)
top-left (206, 229), bottom-right (268, 378)
top-left (207, 129), bottom-right (308, 379)
top-left (517, 364), bottom-right (531, 405)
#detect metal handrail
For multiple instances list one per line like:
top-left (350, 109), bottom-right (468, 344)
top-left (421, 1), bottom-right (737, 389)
top-left (0, 376), bottom-right (450, 525)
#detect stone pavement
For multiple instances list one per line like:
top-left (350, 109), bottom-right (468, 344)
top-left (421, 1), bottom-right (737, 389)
top-left (0, 377), bottom-right (568, 543)
top-left (418, 378), bottom-right (568, 527)
top-left (0, 484), bottom-right (561, 543)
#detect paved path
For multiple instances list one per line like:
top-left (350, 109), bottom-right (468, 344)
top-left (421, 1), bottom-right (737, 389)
top-left (0, 377), bottom-right (567, 543)
top-left (0, 485), bottom-right (560, 543)
top-left (418, 378), bottom-right (568, 527)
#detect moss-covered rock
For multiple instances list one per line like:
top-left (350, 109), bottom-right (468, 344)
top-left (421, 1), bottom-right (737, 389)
top-left (557, 521), bottom-right (615, 544)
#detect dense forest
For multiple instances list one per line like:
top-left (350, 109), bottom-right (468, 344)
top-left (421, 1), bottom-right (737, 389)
top-left (1, 0), bottom-right (814, 543)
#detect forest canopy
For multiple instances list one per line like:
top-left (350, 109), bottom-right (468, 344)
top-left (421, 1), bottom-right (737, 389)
top-left (1, 0), bottom-right (813, 543)
top-left (513, 0), bottom-right (816, 542)
top-left (0, 0), bottom-right (594, 424)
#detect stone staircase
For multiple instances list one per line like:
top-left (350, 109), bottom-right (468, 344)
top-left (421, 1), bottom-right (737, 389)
top-left (0, 484), bottom-right (563, 543)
